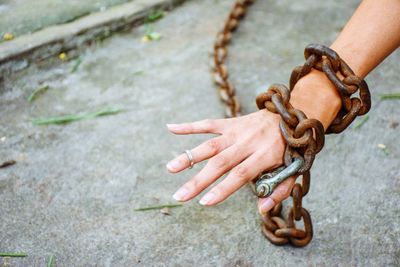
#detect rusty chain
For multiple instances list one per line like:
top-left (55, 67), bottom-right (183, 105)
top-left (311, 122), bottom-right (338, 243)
top-left (211, 0), bottom-right (371, 247)
top-left (212, 0), bottom-right (255, 117)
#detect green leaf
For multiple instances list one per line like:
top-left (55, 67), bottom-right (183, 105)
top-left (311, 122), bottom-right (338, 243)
top-left (146, 10), bottom-right (164, 23)
top-left (147, 32), bottom-right (162, 41)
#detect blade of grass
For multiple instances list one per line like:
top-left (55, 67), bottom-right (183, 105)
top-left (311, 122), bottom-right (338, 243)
top-left (379, 93), bottom-right (400, 100)
top-left (134, 204), bottom-right (183, 211)
top-left (354, 115), bottom-right (369, 129)
top-left (133, 70), bottom-right (144, 76)
top-left (47, 255), bottom-right (55, 267)
top-left (28, 85), bottom-right (49, 102)
top-left (70, 58), bottom-right (82, 73)
top-left (32, 108), bottom-right (123, 125)
top-left (0, 252), bottom-right (27, 257)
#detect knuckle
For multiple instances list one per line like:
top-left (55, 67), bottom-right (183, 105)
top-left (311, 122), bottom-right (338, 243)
top-left (206, 139), bottom-right (221, 153)
top-left (234, 165), bottom-right (249, 181)
top-left (283, 187), bottom-right (292, 198)
top-left (204, 119), bottom-right (216, 130)
top-left (185, 123), bottom-right (194, 132)
top-left (187, 177), bottom-right (201, 190)
top-left (211, 156), bottom-right (228, 170)
top-left (210, 186), bottom-right (224, 200)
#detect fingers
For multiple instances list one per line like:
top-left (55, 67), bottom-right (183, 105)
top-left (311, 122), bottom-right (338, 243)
top-left (167, 118), bottom-right (226, 135)
top-left (172, 142), bottom-right (250, 202)
top-left (198, 147), bottom-right (283, 206)
top-left (257, 176), bottom-right (296, 215)
top-left (166, 135), bottom-right (231, 173)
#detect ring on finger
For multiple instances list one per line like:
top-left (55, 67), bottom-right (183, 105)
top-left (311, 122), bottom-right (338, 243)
top-left (185, 150), bottom-right (195, 169)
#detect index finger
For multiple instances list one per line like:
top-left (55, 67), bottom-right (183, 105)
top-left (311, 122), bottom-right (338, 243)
top-left (166, 118), bottom-right (226, 135)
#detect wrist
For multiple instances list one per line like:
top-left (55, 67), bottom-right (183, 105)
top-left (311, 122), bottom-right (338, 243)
top-left (290, 69), bottom-right (342, 131)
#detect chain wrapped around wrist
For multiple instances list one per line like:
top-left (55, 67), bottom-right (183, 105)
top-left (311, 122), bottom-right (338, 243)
top-left (255, 44), bottom-right (371, 247)
top-left (212, 0), bottom-right (371, 247)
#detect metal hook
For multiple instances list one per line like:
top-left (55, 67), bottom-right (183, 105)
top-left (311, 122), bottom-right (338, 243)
top-left (255, 157), bottom-right (304, 197)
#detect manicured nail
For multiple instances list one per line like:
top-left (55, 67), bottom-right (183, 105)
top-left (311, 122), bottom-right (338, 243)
top-left (199, 192), bottom-right (216, 206)
top-left (259, 198), bottom-right (275, 215)
top-left (172, 187), bottom-right (189, 201)
top-left (166, 160), bottom-right (180, 172)
top-left (166, 124), bottom-right (179, 129)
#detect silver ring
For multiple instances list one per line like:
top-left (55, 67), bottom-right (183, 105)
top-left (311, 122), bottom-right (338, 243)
top-left (184, 150), bottom-right (195, 169)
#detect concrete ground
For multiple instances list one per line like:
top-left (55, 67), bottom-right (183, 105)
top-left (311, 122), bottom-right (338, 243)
top-left (0, 0), bottom-right (399, 266)
top-left (0, 0), bottom-right (132, 40)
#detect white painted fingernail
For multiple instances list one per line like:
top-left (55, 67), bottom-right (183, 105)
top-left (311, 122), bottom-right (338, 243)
top-left (199, 192), bottom-right (216, 206)
top-left (173, 187), bottom-right (189, 201)
top-left (166, 160), bottom-right (180, 171)
top-left (166, 124), bottom-right (179, 129)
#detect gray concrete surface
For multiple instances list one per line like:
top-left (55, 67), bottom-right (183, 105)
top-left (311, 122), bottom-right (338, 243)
top-left (0, 0), bottom-right (185, 75)
top-left (0, 0), bottom-right (399, 266)
top-left (0, 0), bottom-right (132, 39)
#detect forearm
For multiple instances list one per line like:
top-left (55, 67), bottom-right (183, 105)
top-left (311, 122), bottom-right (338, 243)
top-left (290, 0), bottom-right (400, 129)
top-left (331, 0), bottom-right (400, 78)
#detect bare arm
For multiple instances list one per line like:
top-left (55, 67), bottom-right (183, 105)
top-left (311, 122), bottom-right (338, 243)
top-left (292, 0), bottom-right (400, 130)
top-left (259, 0), bottom-right (400, 213)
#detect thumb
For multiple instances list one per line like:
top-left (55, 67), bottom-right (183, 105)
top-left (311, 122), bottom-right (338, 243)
top-left (257, 176), bottom-right (296, 215)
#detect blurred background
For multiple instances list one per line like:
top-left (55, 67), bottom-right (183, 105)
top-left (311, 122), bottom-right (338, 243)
top-left (0, 0), bottom-right (399, 266)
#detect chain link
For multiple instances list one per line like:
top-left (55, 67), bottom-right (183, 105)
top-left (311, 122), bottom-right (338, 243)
top-left (212, 0), bottom-right (371, 247)
top-left (212, 0), bottom-right (255, 118)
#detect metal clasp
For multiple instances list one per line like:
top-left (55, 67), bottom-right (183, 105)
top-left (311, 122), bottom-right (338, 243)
top-left (255, 157), bottom-right (304, 197)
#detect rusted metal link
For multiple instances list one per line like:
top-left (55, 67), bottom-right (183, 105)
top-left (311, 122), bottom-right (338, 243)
top-left (298, 44), bottom-right (372, 134)
top-left (212, 0), bottom-right (255, 118)
top-left (212, 0), bottom-right (371, 248)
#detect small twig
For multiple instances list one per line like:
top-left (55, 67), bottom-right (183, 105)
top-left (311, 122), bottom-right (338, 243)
top-left (47, 255), bottom-right (55, 267)
top-left (0, 160), bottom-right (16, 168)
top-left (354, 115), bottom-right (369, 129)
top-left (32, 108), bottom-right (123, 125)
top-left (134, 204), bottom-right (183, 211)
top-left (0, 252), bottom-right (27, 257)
top-left (379, 93), bottom-right (400, 100)
top-left (28, 85), bottom-right (49, 102)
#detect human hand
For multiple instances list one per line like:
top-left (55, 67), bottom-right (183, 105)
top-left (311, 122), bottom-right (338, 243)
top-left (167, 69), bottom-right (342, 215)
top-left (166, 108), bottom-right (299, 214)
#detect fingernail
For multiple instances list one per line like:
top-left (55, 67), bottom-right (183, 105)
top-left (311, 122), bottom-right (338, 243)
top-left (259, 198), bottom-right (275, 215)
top-left (166, 160), bottom-right (180, 172)
top-left (173, 187), bottom-right (189, 201)
top-left (199, 192), bottom-right (216, 206)
top-left (166, 123), bottom-right (179, 129)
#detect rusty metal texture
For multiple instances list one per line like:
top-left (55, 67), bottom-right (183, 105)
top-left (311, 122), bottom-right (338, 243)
top-left (212, 0), bottom-right (371, 248)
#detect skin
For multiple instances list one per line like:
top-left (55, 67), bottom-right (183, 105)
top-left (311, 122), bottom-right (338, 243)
top-left (166, 0), bottom-right (400, 215)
